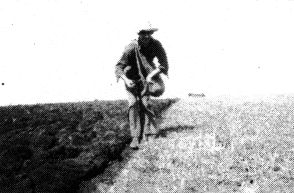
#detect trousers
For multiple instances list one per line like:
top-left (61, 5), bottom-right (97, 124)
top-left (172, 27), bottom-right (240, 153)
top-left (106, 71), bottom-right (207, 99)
top-left (126, 86), bottom-right (157, 138)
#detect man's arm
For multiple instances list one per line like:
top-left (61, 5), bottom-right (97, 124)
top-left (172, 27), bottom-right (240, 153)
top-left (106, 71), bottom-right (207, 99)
top-left (115, 43), bottom-right (133, 82)
top-left (115, 43), bottom-right (137, 87)
top-left (120, 73), bottom-right (135, 88)
top-left (115, 62), bottom-right (126, 82)
top-left (146, 68), bottom-right (161, 82)
top-left (146, 40), bottom-right (168, 82)
top-left (156, 41), bottom-right (168, 76)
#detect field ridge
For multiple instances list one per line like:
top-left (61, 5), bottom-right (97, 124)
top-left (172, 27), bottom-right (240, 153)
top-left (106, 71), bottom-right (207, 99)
top-left (90, 96), bottom-right (294, 193)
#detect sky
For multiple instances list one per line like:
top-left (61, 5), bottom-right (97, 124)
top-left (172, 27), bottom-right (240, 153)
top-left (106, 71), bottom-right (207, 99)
top-left (1, 0), bottom-right (294, 106)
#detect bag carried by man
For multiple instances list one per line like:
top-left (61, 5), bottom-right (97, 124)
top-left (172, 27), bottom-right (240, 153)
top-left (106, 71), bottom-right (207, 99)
top-left (134, 43), bottom-right (165, 97)
top-left (141, 74), bottom-right (165, 97)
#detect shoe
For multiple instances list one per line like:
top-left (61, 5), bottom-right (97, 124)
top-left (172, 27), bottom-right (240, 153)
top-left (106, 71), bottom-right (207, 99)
top-left (146, 134), bottom-right (156, 142)
top-left (142, 134), bottom-right (148, 143)
top-left (130, 137), bottom-right (139, 150)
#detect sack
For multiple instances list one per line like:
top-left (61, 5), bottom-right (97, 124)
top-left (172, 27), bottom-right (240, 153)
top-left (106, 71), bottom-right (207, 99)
top-left (133, 40), bottom-right (165, 97)
top-left (141, 74), bottom-right (165, 97)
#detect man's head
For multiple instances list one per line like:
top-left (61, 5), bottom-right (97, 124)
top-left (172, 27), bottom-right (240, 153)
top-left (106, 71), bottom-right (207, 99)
top-left (137, 22), bottom-right (158, 47)
top-left (138, 31), bottom-right (154, 47)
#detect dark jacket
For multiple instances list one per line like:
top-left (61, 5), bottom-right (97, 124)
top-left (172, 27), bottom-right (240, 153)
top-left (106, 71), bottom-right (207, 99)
top-left (115, 38), bottom-right (168, 81)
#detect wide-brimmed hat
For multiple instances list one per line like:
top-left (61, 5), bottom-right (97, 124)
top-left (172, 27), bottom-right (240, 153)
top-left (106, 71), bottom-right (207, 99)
top-left (137, 21), bottom-right (158, 35)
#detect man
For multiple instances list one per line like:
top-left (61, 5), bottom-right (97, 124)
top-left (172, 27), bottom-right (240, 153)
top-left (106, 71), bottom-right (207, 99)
top-left (115, 22), bottom-right (168, 149)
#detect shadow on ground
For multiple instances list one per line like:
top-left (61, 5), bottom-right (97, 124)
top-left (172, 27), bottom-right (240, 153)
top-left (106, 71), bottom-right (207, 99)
top-left (157, 125), bottom-right (196, 138)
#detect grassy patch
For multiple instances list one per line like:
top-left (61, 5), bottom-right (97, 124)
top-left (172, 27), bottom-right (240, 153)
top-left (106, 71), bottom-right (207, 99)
top-left (110, 97), bottom-right (294, 193)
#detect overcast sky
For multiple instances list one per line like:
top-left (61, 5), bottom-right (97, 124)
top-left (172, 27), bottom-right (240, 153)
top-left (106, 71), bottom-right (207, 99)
top-left (1, 0), bottom-right (294, 105)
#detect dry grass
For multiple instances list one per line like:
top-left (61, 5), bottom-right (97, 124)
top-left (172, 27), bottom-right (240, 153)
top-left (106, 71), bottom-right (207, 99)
top-left (96, 95), bottom-right (294, 193)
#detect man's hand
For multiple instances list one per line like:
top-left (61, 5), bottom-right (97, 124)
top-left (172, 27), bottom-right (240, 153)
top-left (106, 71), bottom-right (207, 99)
top-left (124, 78), bottom-right (135, 88)
top-left (146, 74), bottom-right (153, 83)
top-left (120, 74), bottom-right (135, 88)
top-left (146, 68), bottom-right (161, 83)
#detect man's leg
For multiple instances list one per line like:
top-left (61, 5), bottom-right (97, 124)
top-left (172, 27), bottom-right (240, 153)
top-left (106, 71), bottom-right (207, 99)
top-left (128, 103), bottom-right (141, 138)
top-left (126, 90), bottom-right (140, 149)
top-left (142, 96), bottom-right (157, 141)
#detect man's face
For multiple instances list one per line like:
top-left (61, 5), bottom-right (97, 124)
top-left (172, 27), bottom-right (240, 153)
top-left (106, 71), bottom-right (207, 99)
top-left (138, 32), bottom-right (152, 47)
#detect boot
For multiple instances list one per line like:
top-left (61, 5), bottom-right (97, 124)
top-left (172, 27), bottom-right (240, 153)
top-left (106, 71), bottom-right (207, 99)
top-left (146, 134), bottom-right (156, 142)
top-left (130, 137), bottom-right (139, 150)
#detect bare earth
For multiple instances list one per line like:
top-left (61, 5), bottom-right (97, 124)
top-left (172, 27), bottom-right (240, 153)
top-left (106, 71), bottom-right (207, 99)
top-left (89, 95), bottom-right (294, 193)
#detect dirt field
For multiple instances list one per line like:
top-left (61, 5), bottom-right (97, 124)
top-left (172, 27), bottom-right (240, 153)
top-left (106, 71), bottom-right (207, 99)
top-left (0, 99), bottom-right (176, 193)
top-left (90, 95), bottom-right (294, 193)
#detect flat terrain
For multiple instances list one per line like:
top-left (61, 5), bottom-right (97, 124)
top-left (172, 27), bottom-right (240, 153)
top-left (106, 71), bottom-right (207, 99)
top-left (91, 95), bottom-right (294, 193)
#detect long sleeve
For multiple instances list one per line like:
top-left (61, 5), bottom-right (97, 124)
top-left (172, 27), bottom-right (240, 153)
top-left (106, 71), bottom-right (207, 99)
top-left (115, 62), bottom-right (127, 82)
top-left (115, 41), bottom-right (141, 81)
top-left (154, 41), bottom-right (168, 76)
top-left (115, 44), bottom-right (132, 81)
